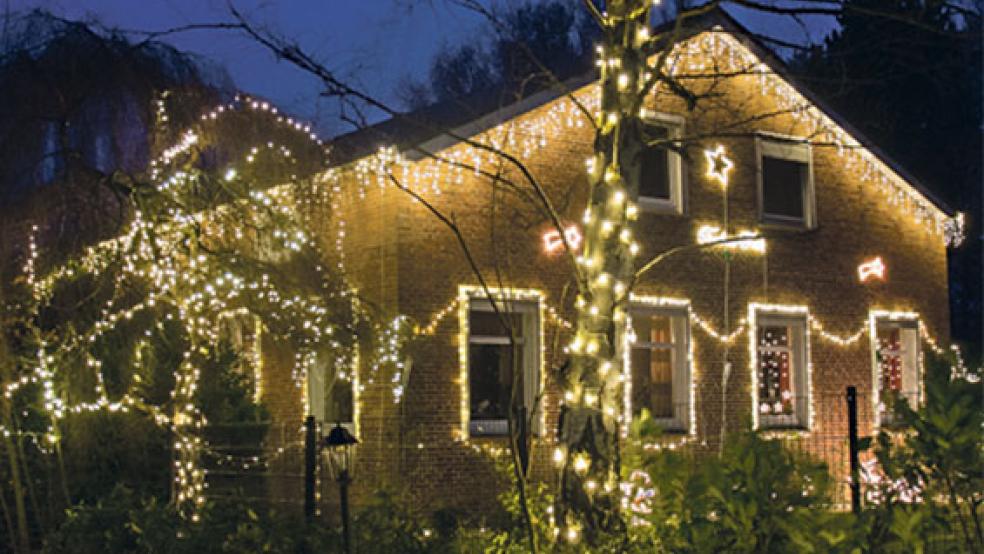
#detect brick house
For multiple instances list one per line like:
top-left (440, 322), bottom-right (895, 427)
top-left (259, 10), bottom-right (962, 512)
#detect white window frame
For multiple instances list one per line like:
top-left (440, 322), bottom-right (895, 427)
top-left (869, 313), bottom-right (921, 429)
top-left (639, 112), bottom-right (685, 215)
top-left (220, 312), bottom-right (263, 403)
top-left (464, 295), bottom-right (541, 437)
top-left (626, 304), bottom-right (693, 433)
top-left (308, 349), bottom-right (358, 435)
top-left (755, 132), bottom-right (816, 228)
top-left (750, 307), bottom-right (812, 431)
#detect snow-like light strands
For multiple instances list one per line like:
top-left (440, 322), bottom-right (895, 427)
top-left (352, 347), bottom-right (361, 436)
top-left (674, 31), bottom-right (962, 246)
top-left (332, 31), bottom-right (963, 247)
top-left (417, 295), bottom-right (573, 337)
top-left (345, 87), bottom-right (600, 201)
top-left (151, 93), bottom-right (324, 172)
top-left (455, 285), bottom-right (545, 441)
top-left (624, 295), bottom-right (697, 439)
top-left (365, 316), bottom-right (413, 405)
top-left (4, 99), bottom-right (369, 522)
top-left (252, 317), bottom-right (264, 403)
top-left (861, 458), bottom-right (924, 505)
top-left (703, 144), bottom-right (734, 188)
top-left (416, 298), bottom-right (462, 337)
top-left (809, 315), bottom-right (868, 347)
top-left (943, 212), bottom-right (966, 247)
top-left (748, 303), bottom-right (814, 431)
top-left (691, 312), bottom-right (747, 344)
top-left (857, 256), bottom-right (886, 283)
top-left (696, 224), bottom-right (766, 254)
top-left (947, 343), bottom-right (980, 383)
top-left (543, 225), bottom-right (583, 254)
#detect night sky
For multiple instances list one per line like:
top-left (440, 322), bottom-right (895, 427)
top-left (12, 1), bottom-right (837, 136)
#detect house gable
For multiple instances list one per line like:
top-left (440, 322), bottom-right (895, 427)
top-left (327, 11), bottom-right (963, 249)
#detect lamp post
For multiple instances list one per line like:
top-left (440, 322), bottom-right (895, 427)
top-left (323, 423), bottom-right (358, 554)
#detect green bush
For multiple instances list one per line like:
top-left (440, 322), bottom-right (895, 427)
top-left (59, 412), bottom-right (171, 504)
top-left (623, 420), bottom-right (852, 553)
top-left (858, 351), bottom-right (983, 553)
top-left (43, 485), bottom-right (336, 553)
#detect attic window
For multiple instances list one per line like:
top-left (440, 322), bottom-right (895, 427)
top-left (639, 114), bottom-right (684, 214)
top-left (756, 135), bottom-right (815, 228)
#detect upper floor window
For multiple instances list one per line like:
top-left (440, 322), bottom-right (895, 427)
top-left (466, 297), bottom-right (540, 436)
top-left (639, 114), bottom-right (684, 214)
top-left (628, 305), bottom-right (691, 432)
top-left (871, 316), bottom-right (920, 427)
top-left (756, 135), bottom-right (815, 228)
top-left (753, 309), bottom-right (811, 430)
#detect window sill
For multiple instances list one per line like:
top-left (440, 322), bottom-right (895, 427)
top-left (639, 196), bottom-right (684, 216)
top-left (758, 423), bottom-right (808, 434)
top-left (758, 412), bottom-right (807, 432)
top-left (321, 421), bottom-right (356, 438)
top-left (649, 418), bottom-right (689, 434)
top-left (759, 217), bottom-right (815, 232)
top-left (469, 420), bottom-right (508, 436)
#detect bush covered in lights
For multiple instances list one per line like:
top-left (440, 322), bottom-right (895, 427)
top-left (620, 418), bottom-right (851, 553)
top-left (0, 90), bottom-right (394, 543)
top-left (857, 351), bottom-right (983, 553)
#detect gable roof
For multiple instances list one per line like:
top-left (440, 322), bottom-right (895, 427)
top-left (328, 6), bottom-right (953, 217)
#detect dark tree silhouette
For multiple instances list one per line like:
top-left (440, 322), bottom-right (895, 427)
top-left (795, 0), bottom-right (982, 354)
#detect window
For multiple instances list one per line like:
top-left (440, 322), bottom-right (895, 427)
top-left (872, 317), bottom-right (920, 426)
top-left (222, 313), bottom-right (261, 378)
top-left (628, 306), bottom-right (691, 432)
top-left (753, 311), bottom-right (810, 429)
top-left (756, 135), bottom-right (815, 227)
top-left (466, 298), bottom-right (540, 436)
top-left (308, 351), bottom-right (356, 430)
top-left (638, 115), bottom-right (684, 214)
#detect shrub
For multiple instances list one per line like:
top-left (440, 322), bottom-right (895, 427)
top-left (624, 418), bottom-right (852, 553)
top-left (858, 351), bottom-right (983, 552)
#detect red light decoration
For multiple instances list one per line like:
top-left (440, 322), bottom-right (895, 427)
top-left (858, 257), bottom-right (886, 282)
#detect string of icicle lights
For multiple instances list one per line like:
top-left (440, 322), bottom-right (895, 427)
top-left (330, 30), bottom-right (963, 247)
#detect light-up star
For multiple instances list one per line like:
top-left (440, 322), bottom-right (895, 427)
top-left (704, 145), bottom-right (734, 188)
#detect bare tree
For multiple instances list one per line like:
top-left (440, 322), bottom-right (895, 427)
top-left (122, 0), bottom-right (976, 547)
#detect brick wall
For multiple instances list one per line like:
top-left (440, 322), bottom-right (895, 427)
top-left (263, 34), bottom-right (951, 516)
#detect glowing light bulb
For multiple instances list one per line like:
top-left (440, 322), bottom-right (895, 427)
top-left (573, 454), bottom-right (590, 474)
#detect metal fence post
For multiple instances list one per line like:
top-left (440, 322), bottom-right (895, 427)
top-left (304, 415), bottom-right (317, 520)
top-left (846, 386), bottom-right (861, 515)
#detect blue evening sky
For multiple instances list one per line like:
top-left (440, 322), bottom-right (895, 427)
top-left (9, 1), bottom-right (837, 137)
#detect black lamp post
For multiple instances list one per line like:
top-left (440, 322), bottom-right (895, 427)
top-left (323, 423), bottom-right (358, 554)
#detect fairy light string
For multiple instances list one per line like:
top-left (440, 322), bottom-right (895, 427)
top-left (6, 26), bottom-right (972, 530)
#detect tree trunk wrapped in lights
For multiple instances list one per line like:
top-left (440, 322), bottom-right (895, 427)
top-left (555, 0), bottom-right (652, 542)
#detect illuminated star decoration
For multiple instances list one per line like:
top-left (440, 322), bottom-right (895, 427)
top-left (858, 256), bottom-right (886, 282)
top-left (704, 144), bottom-right (734, 188)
